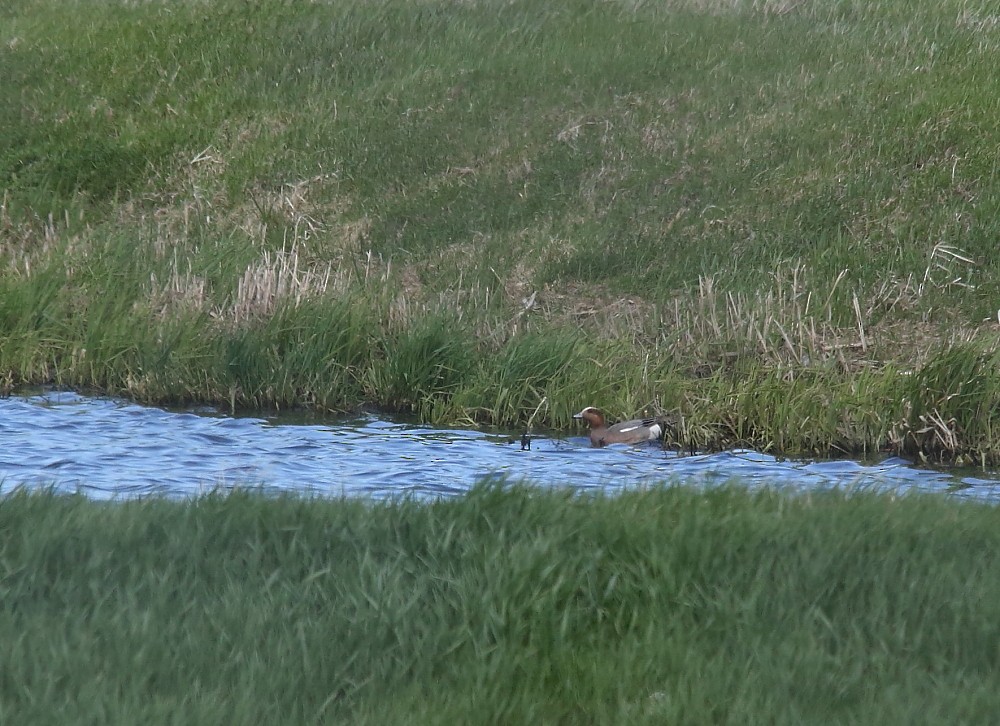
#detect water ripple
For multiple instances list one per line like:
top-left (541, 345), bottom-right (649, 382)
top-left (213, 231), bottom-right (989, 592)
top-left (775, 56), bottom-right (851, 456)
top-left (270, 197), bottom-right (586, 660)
top-left (2, 390), bottom-right (1000, 501)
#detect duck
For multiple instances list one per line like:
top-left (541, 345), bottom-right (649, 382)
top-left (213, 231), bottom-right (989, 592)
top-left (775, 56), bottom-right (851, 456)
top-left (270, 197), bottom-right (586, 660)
top-left (573, 406), bottom-right (670, 447)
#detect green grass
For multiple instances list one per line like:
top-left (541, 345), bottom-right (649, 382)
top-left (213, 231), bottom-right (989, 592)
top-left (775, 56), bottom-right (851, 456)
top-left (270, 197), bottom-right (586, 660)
top-left (2, 484), bottom-right (1000, 723)
top-left (4, 0), bottom-right (1000, 459)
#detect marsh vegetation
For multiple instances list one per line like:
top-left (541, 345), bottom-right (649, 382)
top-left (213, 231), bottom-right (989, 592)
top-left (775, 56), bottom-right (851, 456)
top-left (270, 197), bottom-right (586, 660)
top-left (4, 0), bottom-right (1000, 462)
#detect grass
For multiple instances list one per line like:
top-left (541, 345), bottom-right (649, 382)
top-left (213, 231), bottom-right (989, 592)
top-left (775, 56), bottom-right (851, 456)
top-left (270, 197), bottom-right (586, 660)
top-left (1, 483), bottom-right (999, 723)
top-left (4, 0), bottom-right (1000, 460)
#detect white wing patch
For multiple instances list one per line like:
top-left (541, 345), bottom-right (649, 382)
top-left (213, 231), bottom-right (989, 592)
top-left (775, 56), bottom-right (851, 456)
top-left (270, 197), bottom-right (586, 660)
top-left (615, 423), bottom-right (663, 439)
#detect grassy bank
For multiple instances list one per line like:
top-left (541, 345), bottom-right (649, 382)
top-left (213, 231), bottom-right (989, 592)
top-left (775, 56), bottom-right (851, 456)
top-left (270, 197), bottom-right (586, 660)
top-left (4, 0), bottom-right (1000, 460)
top-left (1, 484), bottom-right (999, 723)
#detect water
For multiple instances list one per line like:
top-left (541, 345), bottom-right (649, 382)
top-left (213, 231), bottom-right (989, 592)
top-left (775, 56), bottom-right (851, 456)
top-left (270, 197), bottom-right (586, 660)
top-left (2, 390), bottom-right (1000, 501)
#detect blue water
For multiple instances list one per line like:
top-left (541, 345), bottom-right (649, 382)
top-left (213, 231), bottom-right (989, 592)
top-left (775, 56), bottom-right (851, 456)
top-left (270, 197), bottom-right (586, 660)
top-left (2, 390), bottom-right (1000, 501)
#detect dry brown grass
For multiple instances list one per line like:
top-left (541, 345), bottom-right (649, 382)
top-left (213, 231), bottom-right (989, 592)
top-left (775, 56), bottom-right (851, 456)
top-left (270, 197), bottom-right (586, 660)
top-left (0, 194), bottom-right (73, 278)
top-left (8, 185), bottom-right (990, 381)
top-left (218, 245), bottom-right (342, 325)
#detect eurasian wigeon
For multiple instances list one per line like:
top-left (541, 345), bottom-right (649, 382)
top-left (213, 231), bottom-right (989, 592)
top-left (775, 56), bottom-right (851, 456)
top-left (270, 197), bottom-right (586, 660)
top-left (573, 406), bottom-right (670, 447)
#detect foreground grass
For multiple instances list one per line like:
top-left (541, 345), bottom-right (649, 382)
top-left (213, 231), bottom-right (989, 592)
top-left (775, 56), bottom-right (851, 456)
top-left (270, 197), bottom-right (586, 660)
top-left (2, 484), bottom-right (1000, 723)
top-left (4, 0), bottom-right (1000, 460)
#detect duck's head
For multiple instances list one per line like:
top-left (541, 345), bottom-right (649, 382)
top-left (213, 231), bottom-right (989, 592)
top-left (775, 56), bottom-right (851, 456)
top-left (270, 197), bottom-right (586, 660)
top-left (572, 407), bottom-right (606, 428)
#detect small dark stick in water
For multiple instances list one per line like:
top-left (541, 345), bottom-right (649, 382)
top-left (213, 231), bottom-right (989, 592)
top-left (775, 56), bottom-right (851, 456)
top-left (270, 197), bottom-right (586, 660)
top-left (517, 396), bottom-right (546, 452)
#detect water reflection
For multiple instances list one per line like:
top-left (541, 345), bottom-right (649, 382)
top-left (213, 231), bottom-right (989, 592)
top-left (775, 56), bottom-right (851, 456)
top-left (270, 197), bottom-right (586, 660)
top-left (2, 390), bottom-right (999, 501)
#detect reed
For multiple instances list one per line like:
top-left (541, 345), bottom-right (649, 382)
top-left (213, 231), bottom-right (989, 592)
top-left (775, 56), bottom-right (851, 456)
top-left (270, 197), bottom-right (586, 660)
top-left (368, 312), bottom-right (476, 417)
top-left (2, 484), bottom-right (1000, 723)
top-left (899, 345), bottom-right (1000, 465)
